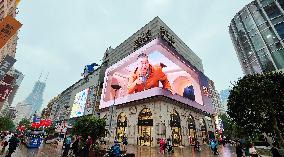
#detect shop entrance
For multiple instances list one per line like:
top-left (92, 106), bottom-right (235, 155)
top-left (200, 118), bottom-right (208, 144)
top-left (116, 112), bottom-right (127, 142)
top-left (188, 115), bottom-right (196, 145)
top-left (138, 108), bottom-right (153, 146)
top-left (170, 110), bottom-right (182, 146)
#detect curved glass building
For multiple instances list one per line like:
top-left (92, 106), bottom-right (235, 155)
top-left (229, 0), bottom-right (284, 74)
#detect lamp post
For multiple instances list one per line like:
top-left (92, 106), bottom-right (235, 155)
top-left (109, 84), bottom-right (121, 138)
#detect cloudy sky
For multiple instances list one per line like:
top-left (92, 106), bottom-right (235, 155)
top-left (12, 0), bottom-right (251, 109)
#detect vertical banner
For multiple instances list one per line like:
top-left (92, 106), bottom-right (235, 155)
top-left (0, 55), bottom-right (16, 80)
top-left (0, 85), bottom-right (13, 102)
top-left (0, 15), bottom-right (22, 49)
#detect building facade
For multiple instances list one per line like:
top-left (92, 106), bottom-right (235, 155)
top-left (0, 0), bottom-right (19, 62)
top-left (49, 17), bottom-right (216, 147)
top-left (229, 0), bottom-right (284, 75)
top-left (0, 0), bottom-right (21, 111)
top-left (208, 80), bottom-right (224, 115)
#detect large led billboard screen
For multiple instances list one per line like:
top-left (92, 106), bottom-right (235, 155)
top-left (100, 38), bottom-right (213, 114)
top-left (70, 88), bottom-right (89, 118)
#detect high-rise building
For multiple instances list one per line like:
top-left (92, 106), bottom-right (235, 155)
top-left (219, 89), bottom-right (230, 113)
top-left (208, 80), bottom-right (224, 115)
top-left (229, 0), bottom-right (284, 75)
top-left (25, 80), bottom-right (46, 115)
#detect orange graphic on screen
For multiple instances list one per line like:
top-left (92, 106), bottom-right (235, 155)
top-left (127, 53), bottom-right (171, 94)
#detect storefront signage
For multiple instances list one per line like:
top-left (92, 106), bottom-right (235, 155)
top-left (0, 16), bottom-right (22, 49)
top-left (0, 55), bottom-right (17, 80)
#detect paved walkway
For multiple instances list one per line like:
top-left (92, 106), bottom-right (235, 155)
top-left (0, 142), bottom-right (272, 157)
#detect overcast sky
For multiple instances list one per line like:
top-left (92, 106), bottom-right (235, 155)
top-left (12, 0), bottom-right (251, 109)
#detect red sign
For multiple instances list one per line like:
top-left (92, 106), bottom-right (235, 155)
top-left (0, 85), bottom-right (13, 102)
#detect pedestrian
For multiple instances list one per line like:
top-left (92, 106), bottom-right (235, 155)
top-left (270, 142), bottom-right (281, 157)
top-left (159, 138), bottom-right (165, 154)
top-left (71, 136), bottom-right (81, 157)
top-left (122, 134), bottom-right (128, 152)
top-left (249, 143), bottom-right (258, 157)
top-left (83, 135), bottom-right (93, 157)
top-left (236, 141), bottom-right (243, 157)
top-left (5, 134), bottom-right (19, 157)
top-left (166, 138), bottom-right (174, 153)
top-left (62, 135), bottom-right (72, 157)
top-left (111, 140), bottom-right (121, 157)
top-left (2, 132), bottom-right (11, 152)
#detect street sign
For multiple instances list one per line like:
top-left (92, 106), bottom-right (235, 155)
top-left (0, 55), bottom-right (16, 80)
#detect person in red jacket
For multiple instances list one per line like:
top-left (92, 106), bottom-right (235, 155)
top-left (127, 53), bottom-right (171, 94)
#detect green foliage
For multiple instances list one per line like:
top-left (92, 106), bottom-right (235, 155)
top-left (45, 126), bottom-right (56, 135)
top-left (0, 116), bottom-right (15, 131)
top-left (227, 72), bottom-right (284, 148)
top-left (219, 114), bottom-right (240, 139)
top-left (72, 115), bottom-right (106, 142)
top-left (18, 118), bottom-right (30, 128)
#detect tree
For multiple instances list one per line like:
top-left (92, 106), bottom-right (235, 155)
top-left (18, 118), bottom-right (30, 129)
top-left (219, 114), bottom-right (245, 139)
top-left (0, 116), bottom-right (15, 131)
top-left (227, 72), bottom-right (284, 148)
top-left (72, 115), bottom-right (106, 142)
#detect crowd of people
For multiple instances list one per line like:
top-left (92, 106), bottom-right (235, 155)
top-left (0, 131), bottom-right (20, 157)
top-left (236, 141), bottom-right (282, 157)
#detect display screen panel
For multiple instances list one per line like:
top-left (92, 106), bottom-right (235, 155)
top-left (70, 88), bottom-right (89, 118)
top-left (100, 39), bottom-right (213, 114)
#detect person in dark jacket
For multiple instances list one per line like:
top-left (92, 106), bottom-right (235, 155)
top-left (271, 142), bottom-right (281, 157)
top-left (5, 134), bottom-right (19, 157)
top-left (236, 142), bottom-right (243, 157)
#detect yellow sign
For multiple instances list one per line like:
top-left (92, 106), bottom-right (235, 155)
top-left (0, 16), bottom-right (22, 49)
top-left (16, 0), bottom-right (21, 6)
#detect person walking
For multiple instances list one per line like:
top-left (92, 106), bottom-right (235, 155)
top-left (2, 132), bottom-right (11, 152)
top-left (83, 135), bottom-right (92, 157)
top-left (5, 134), bottom-right (19, 157)
top-left (122, 134), bottom-right (128, 152)
top-left (249, 143), bottom-right (258, 157)
top-left (62, 135), bottom-right (72, 157)
top-left (236, 142), bottom-right (243, 157)
top-left (271, 142), bottom-right (281, 157)
top-left (71, 136), bottom-right (81, 157)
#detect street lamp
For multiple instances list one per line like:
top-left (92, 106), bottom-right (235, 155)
top-left (109, 84), bottom-right (121, 137)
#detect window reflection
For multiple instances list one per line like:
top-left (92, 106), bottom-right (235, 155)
top-left (251, 34), bottom-right (266, 50)
top-left (261, 28), bottom-right (279, 45)
top-left (274, 22), bottom-right (284, 39)
top-left (264, 3), bottom-right (282, 19)
top-left (252, 11), bottom-right (267, 26)
top-left (271, 48), bottom-right (284, 68)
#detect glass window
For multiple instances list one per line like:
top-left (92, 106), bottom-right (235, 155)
top-left (250, 60), bottom-right (262, 73)
top-left (251, 34), bottom-right (266, 50)
top-left (249, 2), bottom-right (258, 13)
top-left (240, 9), bottom-right (249, 20)
top-left (261, 0), bottom-right (275, 6)
top-left (268, 42), bottom-right (283, 51)
top-left (277, 0), bottom-right (284, 10)
top-left (271, 15), bottom-right (284, 25)
top-left (249, 28), bottom-right (258, 38)
top-left (256, 48), bottom-right (268, 57)
top-left (234, 17), bottom-right (245, 32)
top-left (259, 22), bottom-right (270, 32)
top-left (252, 11), bottom-right (267, 26)
top-left (259, 55), bottom-right (276, 72)
top-left (243, 16), bottom-right (256, 31)
top-left (271, 48), bottom-right (284, 68)
top-left (261, 28), bottom-right (279, 45)
top-left (274, 22), bottom-right (284, 39)
top-left (264, 3), bottom-right (282, 19)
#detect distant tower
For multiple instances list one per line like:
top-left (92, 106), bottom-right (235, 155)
top-left (24, 73), bottom-right (47, 115)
